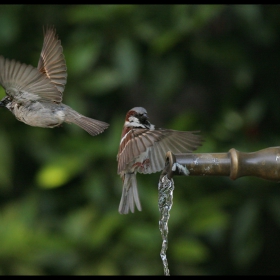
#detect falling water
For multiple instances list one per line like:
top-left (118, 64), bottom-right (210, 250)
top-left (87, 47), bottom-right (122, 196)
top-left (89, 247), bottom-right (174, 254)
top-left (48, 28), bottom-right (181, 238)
top-left (158, 163), bottom-right (189, 275)
top-left (158, 174), bottom-right (174, 276)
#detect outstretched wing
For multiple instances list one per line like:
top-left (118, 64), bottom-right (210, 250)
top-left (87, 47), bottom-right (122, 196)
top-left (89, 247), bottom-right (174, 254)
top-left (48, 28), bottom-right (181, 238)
top-left (117, 128), bottom-right (202, 174)
top-left (0, 55), bottom-right (61, 102)
top-left (37, 26), bottom-right (67, 95)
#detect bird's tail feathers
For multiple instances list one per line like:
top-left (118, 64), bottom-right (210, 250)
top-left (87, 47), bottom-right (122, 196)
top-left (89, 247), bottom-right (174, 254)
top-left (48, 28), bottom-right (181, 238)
top-left (65, 108), bottom-right (109, 136)
top-left (119, 173), bottom-right (141, 214)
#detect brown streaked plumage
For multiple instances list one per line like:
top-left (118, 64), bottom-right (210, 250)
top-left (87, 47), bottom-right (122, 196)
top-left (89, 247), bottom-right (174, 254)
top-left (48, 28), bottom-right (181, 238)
top-left (0, 26), bottom-right (109, 136)
top-left (37, 26), bottom-right (67, 95)
top-left (117, 107), bottom-right (203, 214)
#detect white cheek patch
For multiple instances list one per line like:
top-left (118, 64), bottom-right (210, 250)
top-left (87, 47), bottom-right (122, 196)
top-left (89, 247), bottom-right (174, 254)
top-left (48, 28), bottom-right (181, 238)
top-left (6, 103), bottom-right (13, 110)
top-left (128, 116), bottom-right (140, 123)
top-left (125, 119), bottom-right (146, 128)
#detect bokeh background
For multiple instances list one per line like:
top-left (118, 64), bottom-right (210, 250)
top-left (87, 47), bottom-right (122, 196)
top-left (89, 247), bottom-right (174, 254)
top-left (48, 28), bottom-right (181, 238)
top-left (1, 4), bottom-right (280, 275)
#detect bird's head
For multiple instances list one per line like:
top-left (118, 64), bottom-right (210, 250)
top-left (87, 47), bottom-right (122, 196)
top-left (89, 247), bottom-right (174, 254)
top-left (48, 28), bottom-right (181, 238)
top-left (0, 96), bottom-right (12, 108)
top-left (125, 107), bottom-right (151, 128)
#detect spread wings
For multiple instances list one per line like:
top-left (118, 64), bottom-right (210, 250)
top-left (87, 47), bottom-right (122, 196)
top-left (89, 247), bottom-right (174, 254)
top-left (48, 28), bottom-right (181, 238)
top-left (0, 27), bottom-right (67, 103)
top-left (37, 26), bottom-right (67, 95)
top-left (117, 128), bottom-right (202, 174)
top-left (0, 55), bottom-right (61, 102)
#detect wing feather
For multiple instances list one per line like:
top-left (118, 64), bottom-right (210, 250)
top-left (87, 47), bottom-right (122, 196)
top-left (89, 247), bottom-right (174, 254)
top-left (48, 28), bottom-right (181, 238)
top-left (0, 56), bottom-right (61, 102)
top-left (37, 26), bottom-right (67, 94)
top-left (117, 128), bottom-right (202, 175)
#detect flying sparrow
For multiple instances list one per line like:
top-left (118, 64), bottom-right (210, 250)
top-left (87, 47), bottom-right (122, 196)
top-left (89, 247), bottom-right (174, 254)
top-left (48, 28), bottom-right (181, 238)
top-left (117, 107), bottom-right (203, 214)
top-left (0, 26), bottom-right (109, 136)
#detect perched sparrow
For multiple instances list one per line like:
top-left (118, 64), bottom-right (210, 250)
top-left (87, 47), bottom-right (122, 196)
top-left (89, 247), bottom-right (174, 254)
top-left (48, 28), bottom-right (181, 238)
top-left (117, 107), bottom-right (203, 214)
top-left (0, 26), bottom-right (109, 136)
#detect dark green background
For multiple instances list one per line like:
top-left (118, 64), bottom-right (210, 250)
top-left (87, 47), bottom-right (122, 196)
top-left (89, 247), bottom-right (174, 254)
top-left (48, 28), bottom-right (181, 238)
top-left (1, 4), bottom-right (280, 275)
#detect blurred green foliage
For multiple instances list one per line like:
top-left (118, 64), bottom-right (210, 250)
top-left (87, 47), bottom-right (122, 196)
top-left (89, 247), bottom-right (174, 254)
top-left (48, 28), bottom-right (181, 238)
top-left (1, 4), bottom-right (280, 275)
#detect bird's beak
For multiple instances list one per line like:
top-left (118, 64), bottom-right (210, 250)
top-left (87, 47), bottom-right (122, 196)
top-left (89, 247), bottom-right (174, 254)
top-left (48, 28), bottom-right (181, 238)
top-left (140, 113), bottom-right (150, 126)
top-left (0, 96), bottom-right (10, 107)
top-left (140, 114), bottom-right (148, 122)
top-left (142, 113), bottom-right (148, 120)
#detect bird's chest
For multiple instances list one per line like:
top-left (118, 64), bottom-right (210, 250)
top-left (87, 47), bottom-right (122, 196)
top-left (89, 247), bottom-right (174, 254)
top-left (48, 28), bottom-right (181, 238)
top-left (12, 102), bottom-right (65, 127)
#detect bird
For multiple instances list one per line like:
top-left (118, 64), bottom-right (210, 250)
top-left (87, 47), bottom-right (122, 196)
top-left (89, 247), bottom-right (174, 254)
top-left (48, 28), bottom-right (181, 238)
top-left (0, 26), bottom-right (109, 136)
top-left (117, 106), bottom-right (203, 214)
